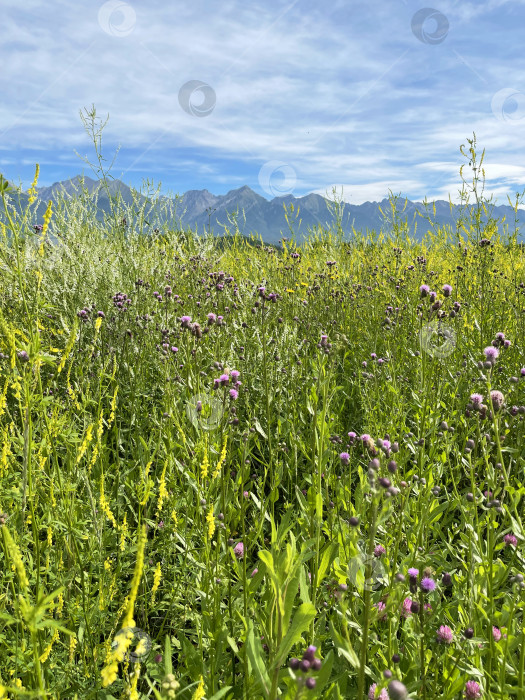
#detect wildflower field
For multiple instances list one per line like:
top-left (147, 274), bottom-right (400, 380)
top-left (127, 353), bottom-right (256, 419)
top-left (0, 139), bottom-right (524, 700)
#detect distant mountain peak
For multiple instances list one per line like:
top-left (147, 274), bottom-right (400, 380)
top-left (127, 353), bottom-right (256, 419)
top-left (20, 175), bottom-right (525, 243)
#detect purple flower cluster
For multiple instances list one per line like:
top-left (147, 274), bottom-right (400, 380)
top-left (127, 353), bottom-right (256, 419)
top-left (289, 645), bottom-right (322, 690)
top-left (112, 292), bottom-right (132, 311)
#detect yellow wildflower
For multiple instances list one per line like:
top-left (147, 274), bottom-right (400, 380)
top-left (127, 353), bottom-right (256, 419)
top-left (206, 506), bottom-right (215, 540)
top-left (121, 524), bottom-right (147, 630)
top-left (192, 675), bottom-right (206, 700)
top-left (27, 164), bottom-right (40, 205)
top-left (212, 434), bottom-right (228, 479)
top-left (151, 562), bottom-right (162, 602)
top-left (2, 526), bottom-right (29, 590)
top-left (39, 629), bottom-right (59, 664)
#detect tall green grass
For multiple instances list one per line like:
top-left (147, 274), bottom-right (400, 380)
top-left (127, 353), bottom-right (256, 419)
top-left (0, 133), bottom-right (523, 700)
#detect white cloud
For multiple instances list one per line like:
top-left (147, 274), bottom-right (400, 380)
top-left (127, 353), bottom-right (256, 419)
top-left (1, 0), bottom-right (524, 210)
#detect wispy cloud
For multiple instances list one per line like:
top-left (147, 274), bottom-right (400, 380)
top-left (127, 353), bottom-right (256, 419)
top-left (1, 0), bottom-right (525, 208)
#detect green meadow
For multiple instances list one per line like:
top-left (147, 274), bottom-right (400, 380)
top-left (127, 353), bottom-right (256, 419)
top-left (0, 135), bottom-right (524, 699)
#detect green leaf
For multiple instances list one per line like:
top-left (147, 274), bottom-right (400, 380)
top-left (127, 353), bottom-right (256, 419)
top-left (299, 564), bottom-right (311, 604)
top-left (254, 418), bottom-right (267, 439)
top-left (246, 620), bottom-right (271, 698)
top-left (274, 602), bottom-right (316, 667)
top-left (208, 688), bottom-right (233, 700)
top-left (0, 612), bottom-right (16, 625)
top-left (311, 650), bottom-right (334, 697)
top-left (329, 622), bottom-right (363, 670)
top-left (165, 635), bottom-right (173, 676)
top-left (317, 542), bottom-right (338, 586)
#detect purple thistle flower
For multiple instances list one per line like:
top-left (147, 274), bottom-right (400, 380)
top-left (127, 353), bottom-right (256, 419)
top-left (470, 393), bottom-right (484, 408)
top-left (464, 680), bottom-right (482, 699)
top-left (442, 284), bottom-right (452, 297)
top-left (219, 373), bottom-right (230, 385)
top-left (230, 370), bottom-right (240, 380)
top-left (492, 626), bottom-right (502, 642)
top-left (233, 542), bottom-right (244, 559)
top-left (374, 545), bottom-right (386, 557)
top-left (303, 645), bottom-right (317, 661)
top-left (408, 568), bottom-right (419, 578)
top-left (484, 346), bottom-right (499, 362)
top-left (420, 577), bottom-right (436, 593)
top-left (400, 597), bottom-right (413, 618)
top-left (340, 452), bottom-right (350, 465)
top-left (374, 601), bottom-right (387, 621)
top-left (229, 389), bottom-right (238, 400)
top-left (503, 533), bottom-right (518, 547)
top-left (420, 284), bottom-right (430, 297)
top-left (490, 390), bottom-right (505, 412)
top-left (436, 625), bottom-right (454, 644)
top-left (368, 684), bottom-right (389, 700)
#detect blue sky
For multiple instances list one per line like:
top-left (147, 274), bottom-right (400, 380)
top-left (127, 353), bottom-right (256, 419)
top-left (2, 0), bottom-right (525, 206)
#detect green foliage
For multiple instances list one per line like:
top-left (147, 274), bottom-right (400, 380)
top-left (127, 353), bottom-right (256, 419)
top-left (0, 135), bottom-right (523, 699)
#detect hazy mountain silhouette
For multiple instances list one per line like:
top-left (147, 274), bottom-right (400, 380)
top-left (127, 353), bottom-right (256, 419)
top-left (11, 175), bottom-right (525, 244)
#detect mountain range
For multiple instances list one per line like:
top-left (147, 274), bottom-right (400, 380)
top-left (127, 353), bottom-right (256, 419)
top-left (10, 175), bottom-right (525, 244)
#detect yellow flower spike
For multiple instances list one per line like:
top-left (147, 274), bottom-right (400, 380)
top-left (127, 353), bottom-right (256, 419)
top-left (100, 473), bottom-right (117, 529)
top-left (121, 524), bottom-right (147, 630)
top-left (69, 636), bottom-right (78, 664)
top-left (76, 424), bottom-right (94, 464)
top-left (100, 660), bottom-right (118, 688)
top-left (151, 561), bottom-right (162, 603)
top-left (200, 439), bottom-right (209, 480)
top-left (156, 460), bottom-right (168, 516)
top-left (2, 526), bottom-right (29, 590)
top-left (27, 164), bottom-right (40, 205)
top-left (206, 506), bottom-right (215, 540)
top-left (39, 629), bottom-right (59, 664)
top-left (212, 434), bottom-right (228, 479)
top-left (41, 200), bottom-right (52, 237)
top-left (107, 386), bottom-right (118, 430)
top-left (192, 675), bottom-right (206, 700)
top-left (120, 514), bottom-right (128, 552)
